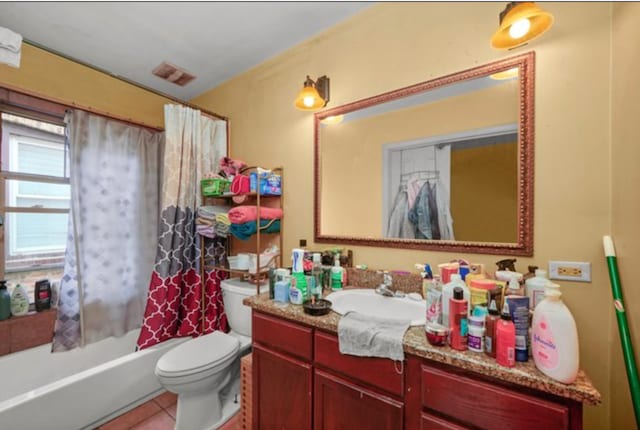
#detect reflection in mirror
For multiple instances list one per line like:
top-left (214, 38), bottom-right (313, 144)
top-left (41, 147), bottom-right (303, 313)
top-left (314, 53), bottom-right (534, 256)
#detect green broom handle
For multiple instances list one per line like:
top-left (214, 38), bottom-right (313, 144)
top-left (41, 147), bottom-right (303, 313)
top-left (603, 236), bottom-right (640, 427)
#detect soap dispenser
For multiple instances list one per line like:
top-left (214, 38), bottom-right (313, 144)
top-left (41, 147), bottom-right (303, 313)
top-left (330, 254), bottom-right (345, 290)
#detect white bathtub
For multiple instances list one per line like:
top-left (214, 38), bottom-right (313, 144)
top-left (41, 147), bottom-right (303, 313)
top-left (0, 328), bottom-right (187, 430)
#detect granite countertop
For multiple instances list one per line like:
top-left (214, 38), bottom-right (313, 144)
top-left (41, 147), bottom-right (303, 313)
top-left (244, 292), bottom-right (602, 406)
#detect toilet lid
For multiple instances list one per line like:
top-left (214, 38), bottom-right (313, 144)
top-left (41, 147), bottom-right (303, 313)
top-left (157, 331), bottom-right (239, 375)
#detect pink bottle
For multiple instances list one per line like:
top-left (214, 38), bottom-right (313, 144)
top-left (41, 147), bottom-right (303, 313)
top-left (496, 301), bottom-right (516, 367)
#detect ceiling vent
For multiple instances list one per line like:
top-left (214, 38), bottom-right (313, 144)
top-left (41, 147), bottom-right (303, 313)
top-left (152, 62), bottom-right (196, 86)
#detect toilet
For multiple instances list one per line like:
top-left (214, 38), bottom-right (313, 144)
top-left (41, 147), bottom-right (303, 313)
top-left (155, 278), bottom-right (266, 430)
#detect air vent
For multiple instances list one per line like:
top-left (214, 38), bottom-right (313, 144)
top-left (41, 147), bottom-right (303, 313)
top-left (152, 62), bottom-right (196, 86)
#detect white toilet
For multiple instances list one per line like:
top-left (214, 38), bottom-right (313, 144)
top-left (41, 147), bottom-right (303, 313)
top-left (155, 278), bottom-right (266, 430)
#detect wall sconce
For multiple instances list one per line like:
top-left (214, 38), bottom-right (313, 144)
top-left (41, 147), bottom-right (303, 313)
top-left (491, 2), bottom-right (554, 50)
top-left (294, 75), bottom-right (330, 111)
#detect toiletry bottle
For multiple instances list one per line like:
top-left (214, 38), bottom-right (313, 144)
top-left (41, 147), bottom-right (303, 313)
top-left (523, 265), bottom-right (539, 283)
top-left (532, 283), bottom-right (579, 383)
top-left (526, 269), bottom-right (549, 310)
top-left (10, 283), bottom-right (30, 316)
top-left (442, 274), bottom-right (469, 330)
top-left (274, 276), bottom-right (290, 305)
top-left (425, 275), bottom-right (442, 325)
top-left (34, 279), bottom-right (51, 312)
top-left (449, 287), bottom-right (468, 351)
top-left (268, 268), bottom-right (276, 300)
top-left (496, 301), bottom-right (516, 367)
top-left (289, 277), bottom-right (304, 305)
top-left (506, 274), bottom-right (524, 296)
top-left (484, 299), bottom-right (500, 358)
top-left (0, 280), bottom-right (10, 320)
top-left (467, 315), bottom-right (485, 353)
top-left (311, 253), bottom-right (323, 298)
top-left (331, 254), bottom-right (345, 290)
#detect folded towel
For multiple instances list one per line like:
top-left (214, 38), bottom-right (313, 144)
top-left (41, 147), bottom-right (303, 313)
top-left (198, 205), bottom-right (232, 220)
top-left (0, 26), bottom-right (22, 68)
top-left (230, 219), bottom-right (280, 241)
top-left (215, 213), bottom-right (230, 226)
top-left (337, 311), bottom-right (410, 361)
top-left (196, 224), bottom-right (216, 238)
top-left (228, 206), bottom-right (283, 224)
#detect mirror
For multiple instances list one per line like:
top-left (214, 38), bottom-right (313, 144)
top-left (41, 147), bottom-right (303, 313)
top-left (314, 52), bottom-right (534, 256)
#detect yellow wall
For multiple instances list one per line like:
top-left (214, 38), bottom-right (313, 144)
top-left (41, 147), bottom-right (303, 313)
top-left (611, 3), bottom-right (640, 428)
top-left (319, 82), bottom-right (518, 241)
top-left (192, 3), bottom-right (613, 428)
top-left (0, 44), bottom-right (171, 128)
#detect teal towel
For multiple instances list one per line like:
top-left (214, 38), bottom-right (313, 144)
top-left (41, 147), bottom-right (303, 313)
top-left (230, 219), bottom-right (281, 240)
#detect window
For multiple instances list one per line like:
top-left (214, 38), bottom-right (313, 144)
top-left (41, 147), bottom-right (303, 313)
top-left (1, 112), bottom-right (69, 302)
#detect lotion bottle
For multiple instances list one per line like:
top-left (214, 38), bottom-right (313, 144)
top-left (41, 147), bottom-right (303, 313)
top-left (448, 287), bottom-right (468, 351)
top-left (0, 280), bottom-right (10, 320)
top-left (526, 269), bottom-right (550, 310)
top-left (532, 283), bottom-right (579, 384)
top-left (442, 274), bottom-right (469, 330)
top-left (10, 283), bottom-right (30, 316)
top-left (496, 301), bottom-right (516, 367)
top-left (331, 254), bottom-right (345, 290)
top-left (484, 299), bottom-right (500, 358)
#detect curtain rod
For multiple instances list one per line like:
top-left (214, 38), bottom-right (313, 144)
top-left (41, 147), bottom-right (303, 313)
top-left (24, 39), bottom-right (228, 122)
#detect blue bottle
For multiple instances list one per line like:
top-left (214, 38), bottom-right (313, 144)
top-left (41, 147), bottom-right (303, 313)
top-left (0, 280), bottom-right (11, 320)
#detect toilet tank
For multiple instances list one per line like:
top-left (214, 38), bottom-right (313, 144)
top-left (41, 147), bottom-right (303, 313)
top-left (221, 278), bottom-right (268, 337)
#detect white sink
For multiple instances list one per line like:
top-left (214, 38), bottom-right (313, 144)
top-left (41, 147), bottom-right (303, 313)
top-left (325, 289), bottom-right (426, 326)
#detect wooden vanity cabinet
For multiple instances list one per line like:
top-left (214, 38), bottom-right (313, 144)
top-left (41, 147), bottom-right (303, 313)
top-left (252, 311), bottom-right (584, 430)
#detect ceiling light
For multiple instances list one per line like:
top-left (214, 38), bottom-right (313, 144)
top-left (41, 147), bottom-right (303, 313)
top-left (320, 115), bottom-right (344, 125)
top-left (295, 75), bottom-right (329, 111)
top-left (491, 2), bottom-right (554, 50)
top-left (489, 67), bottom-right (519, 80)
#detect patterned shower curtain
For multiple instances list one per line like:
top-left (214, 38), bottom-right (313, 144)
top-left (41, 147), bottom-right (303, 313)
top-left (53, 110), bottom-right (163, 351)
top-left (136, 105), bottom-right (228, 350)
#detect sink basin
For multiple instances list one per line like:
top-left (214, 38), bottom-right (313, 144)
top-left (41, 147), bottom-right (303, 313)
top-left (325, 289), bottom-right (426, 326)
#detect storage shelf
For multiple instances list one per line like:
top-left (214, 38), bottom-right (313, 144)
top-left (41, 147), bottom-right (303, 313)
top-left (203, 192), bottom-right (281, 200)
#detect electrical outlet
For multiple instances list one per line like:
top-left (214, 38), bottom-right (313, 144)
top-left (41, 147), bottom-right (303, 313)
top-left (548, 261), bottom-right (591, 282)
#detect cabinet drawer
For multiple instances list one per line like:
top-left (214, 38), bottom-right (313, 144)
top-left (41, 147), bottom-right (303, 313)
top-left (421, 365), bottom-right (569, 430)
top-left (314, 331), bottom-right (403, 397)
top-left (421, 412), bottom-right (468, 430)
top-left (252, 312), bottom-right (313, 361)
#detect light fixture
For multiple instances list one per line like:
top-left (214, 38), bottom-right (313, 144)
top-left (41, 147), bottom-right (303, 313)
top-left (491, 2), bottom-right (554, 50)
top-left (489, 67), bottom-right (519, 81)
top-left (294, 75), bottom-right (330, 111)
top-left (320, 115), bottom-right (344, 125)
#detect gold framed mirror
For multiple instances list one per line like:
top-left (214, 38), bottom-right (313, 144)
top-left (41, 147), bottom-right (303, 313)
top-left (314, 52), bottom-right (534, 256)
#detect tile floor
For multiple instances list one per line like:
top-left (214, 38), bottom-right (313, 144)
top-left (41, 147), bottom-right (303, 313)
top-left (96, 391), bottom-right (241, 430)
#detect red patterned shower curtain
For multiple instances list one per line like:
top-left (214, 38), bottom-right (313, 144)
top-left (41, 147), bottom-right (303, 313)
top-left (137, 105), bottom-right (229, 350)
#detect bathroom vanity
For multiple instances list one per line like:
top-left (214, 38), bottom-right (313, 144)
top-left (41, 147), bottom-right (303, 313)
top-left (246, 294), bottom-right (600, 430)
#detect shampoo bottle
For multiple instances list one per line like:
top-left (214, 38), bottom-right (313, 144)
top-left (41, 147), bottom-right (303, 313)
top-left (442, 274), bottom-right (469, 330)
top-left (526, 269), bottom-right (550, 310)
top-left (0, 280), bottom-right (10, 320)
top-left (448, 287), bottom-right (468, 351)
top-left (10, 283), bottom-right (30, 316)
top-left (532, 283), bottom-right (579, 384)
top-left (496, 301), bottom-right (516, 367)
top-left (484, 299), bottom-right (500, 358)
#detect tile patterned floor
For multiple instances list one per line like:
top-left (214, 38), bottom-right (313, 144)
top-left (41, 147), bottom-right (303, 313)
top-left (96, 391), bottom-right (241, 430)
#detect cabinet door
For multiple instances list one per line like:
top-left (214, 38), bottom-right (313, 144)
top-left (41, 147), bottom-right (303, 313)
top-left (253, 344), bottom-right (312, 430)
top-left (314, 369), bottom-right (403, 430)
top-left (421, 412), bottom-right (469, 430)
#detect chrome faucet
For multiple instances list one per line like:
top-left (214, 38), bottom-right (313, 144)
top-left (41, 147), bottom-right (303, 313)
top-left (375, 271), bottom-right (396, 297)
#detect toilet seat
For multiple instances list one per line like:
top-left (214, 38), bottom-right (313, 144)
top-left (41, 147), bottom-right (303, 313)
top-left (156, 331), bottom-right (239, 378)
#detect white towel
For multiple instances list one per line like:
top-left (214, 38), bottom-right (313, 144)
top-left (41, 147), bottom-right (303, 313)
top-left (0, 26), bottom-right (22, 68)
top-left (337, 311), bottom-right (410, 361)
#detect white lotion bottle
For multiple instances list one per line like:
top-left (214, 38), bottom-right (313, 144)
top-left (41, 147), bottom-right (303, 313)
top-left (526, 269), bottom-right (550, 309)
top-left (532, 283), bottom-right (579, 384)
top-left (441, 274), bottom-right (470, 329)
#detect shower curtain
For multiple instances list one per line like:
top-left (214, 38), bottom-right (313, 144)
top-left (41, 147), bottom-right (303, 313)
top-left (136, 105), bottom-right (228, 350)
top-left (52, 110), bottom-right (163, 352)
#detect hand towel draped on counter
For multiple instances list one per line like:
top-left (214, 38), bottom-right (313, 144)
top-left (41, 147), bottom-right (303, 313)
top-left (337, 311), bottom-right (410, 361)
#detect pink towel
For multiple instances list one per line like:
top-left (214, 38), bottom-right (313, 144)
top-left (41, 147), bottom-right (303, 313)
top-left (228, 206), bottom-right (283, 224)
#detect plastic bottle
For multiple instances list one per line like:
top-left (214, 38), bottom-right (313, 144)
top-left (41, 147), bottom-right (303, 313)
top-left (442, 274), bottom-right (470, 330)
top-left (331, 254), bottom-right (345, 290)
top-left (448, 287), bottom-right (468, 351)
top-left (484, 299), bottom-right (500, 358)
top-left (10, 283), bottom-right (30, 316)
top-left (526, 269), bottom-right (550, 310)
top-left (0, 280), bottom-right (11, 320)
top-left (311, 253), bottom-right (323, 298)
top-left (34, 279), bottom-right (51, 312)
top-left (532, 283), bottom-right (579, 384)
top-left (425, 275), bottom-right (442, 325)
top-left (496, 301), bottom-right (516, 367)
top-left (467, 315), bottom-right (485, 353)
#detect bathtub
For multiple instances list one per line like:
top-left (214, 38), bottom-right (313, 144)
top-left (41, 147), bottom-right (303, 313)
top-left (0, 328), bottom-right (186, 430)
